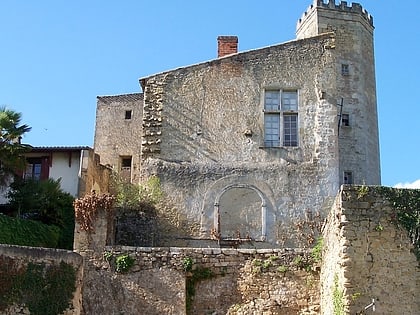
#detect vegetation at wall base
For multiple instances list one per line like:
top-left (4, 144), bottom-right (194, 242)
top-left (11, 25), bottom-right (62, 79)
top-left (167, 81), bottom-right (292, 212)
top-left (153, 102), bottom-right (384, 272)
top-left (185, 266), bottom-right (215, 314)
top-left (0, 214), bottom-right (60, 248)
top-left (0, 257), bottom-right (76, 315)
top-left (311, 237), bottom-right (323, 263)
top-left (332, 274), bottom-right (345, 315)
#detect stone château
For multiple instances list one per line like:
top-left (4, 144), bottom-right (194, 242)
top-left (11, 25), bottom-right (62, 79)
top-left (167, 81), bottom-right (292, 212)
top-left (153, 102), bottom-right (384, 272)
top-left (94, 0), bottom-right (380, 247)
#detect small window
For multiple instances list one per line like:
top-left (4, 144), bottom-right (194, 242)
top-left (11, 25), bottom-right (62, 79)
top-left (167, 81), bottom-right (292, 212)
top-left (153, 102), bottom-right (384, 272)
top-left (125, 110), bottom-right (132, 120)
top-left (341, 114), bottom-right (350, 127)
top-left (341, 64), bottom-right (349, 76)
top-left (24, 158), bottom-right (44, 181)
top-left (120, 156), bottom-right (132, 182)
top-left (121, 157), bottom-right (132, 169)
top-left (343, 171), bottom-right (353, 184)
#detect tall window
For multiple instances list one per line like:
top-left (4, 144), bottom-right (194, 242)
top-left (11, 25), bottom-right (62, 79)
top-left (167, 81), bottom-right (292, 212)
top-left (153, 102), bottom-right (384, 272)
top-left (264, 90), bottom-right (298, 147)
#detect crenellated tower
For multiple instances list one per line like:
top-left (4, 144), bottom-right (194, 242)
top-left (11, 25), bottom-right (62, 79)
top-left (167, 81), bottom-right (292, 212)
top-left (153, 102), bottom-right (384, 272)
top-left (297, 0), bottom-right (380, 185)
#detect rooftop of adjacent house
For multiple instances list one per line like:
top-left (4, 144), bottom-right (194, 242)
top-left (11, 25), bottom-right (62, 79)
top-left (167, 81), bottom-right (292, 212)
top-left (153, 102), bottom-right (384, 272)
top-left (28, 146), bottom-right (92, 153)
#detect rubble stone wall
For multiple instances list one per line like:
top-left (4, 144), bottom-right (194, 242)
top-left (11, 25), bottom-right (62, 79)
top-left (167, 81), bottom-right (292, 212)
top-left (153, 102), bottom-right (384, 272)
top-left (80, 246), bottom-right (320, 315)
top-left (0, 245), bottom-right (83, 315)
top-left (321, 186), bottom-right (419, 314)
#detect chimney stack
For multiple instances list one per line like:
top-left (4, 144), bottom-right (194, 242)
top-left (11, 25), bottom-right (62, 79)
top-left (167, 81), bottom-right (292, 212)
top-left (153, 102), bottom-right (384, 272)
top-left (217, 36), bottom-right (238, 58)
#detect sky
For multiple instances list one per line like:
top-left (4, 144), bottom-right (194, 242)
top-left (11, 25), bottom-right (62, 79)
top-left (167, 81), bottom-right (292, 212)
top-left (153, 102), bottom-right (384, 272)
top-left (0, 1), bottom-right (419, 188)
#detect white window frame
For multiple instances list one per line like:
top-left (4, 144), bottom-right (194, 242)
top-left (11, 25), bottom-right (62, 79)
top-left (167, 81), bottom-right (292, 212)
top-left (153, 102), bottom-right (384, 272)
top-left (263, 89), bottom-right (299, 147)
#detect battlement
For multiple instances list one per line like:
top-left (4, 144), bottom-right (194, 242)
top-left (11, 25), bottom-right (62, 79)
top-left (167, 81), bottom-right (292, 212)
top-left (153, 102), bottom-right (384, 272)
top-left (298, 0), bottom-right (374, 28)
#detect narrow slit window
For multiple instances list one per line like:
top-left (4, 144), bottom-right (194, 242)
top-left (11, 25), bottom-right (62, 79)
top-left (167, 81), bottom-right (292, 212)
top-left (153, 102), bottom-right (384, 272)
top-left (125, 110), bottom-right (132, 120)
top-left (341, 114), bottom-right (350, 127)
top-left (341, 64), bottom-right (349, 76)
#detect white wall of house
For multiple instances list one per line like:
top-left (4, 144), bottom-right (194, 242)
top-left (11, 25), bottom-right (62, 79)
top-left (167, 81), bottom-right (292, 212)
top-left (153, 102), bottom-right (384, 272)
top-left (49, 151), bottom-right (81, 197)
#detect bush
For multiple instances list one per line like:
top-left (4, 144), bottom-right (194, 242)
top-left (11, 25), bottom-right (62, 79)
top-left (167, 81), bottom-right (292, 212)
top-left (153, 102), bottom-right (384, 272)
top-left (6, 178), bottom-right (75, 249)
top-left (0, 214), bottom-right (60, 248)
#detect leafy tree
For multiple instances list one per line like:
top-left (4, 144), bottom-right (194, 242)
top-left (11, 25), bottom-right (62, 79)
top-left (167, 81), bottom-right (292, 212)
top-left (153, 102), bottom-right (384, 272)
top-left (7, 178), bottom-right (75, 249)
top-left (0, 106), bottom-right (31, 187)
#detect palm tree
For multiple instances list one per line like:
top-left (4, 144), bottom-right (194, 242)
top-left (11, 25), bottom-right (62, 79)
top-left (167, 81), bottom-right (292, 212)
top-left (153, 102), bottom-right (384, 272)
top-left (0, 106), bottom-right (31, 188)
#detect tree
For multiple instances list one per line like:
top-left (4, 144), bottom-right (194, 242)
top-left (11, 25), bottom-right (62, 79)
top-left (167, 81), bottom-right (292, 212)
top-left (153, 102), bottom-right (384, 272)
top-left (0, 106), bottom-right (31, 187)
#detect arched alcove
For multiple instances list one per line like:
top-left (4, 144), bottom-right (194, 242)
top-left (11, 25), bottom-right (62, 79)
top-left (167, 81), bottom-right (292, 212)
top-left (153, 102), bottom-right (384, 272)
top-left (213, 184), bottom-right (267, 241)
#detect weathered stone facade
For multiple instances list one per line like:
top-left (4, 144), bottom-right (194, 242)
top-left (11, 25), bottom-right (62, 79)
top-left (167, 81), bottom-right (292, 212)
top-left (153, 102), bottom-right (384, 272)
top-left (93, 0), bottom-right (380, 247)
top-left (1, 186), bottom-right (418, 314)
top-left (70, 186), bottom-right (418, 314)
top-left (80, 246), bottom-right (320, 315)
top-left (94, 93), bottom-right (143, 183)
top-left (321, 186), bottom-right (419, 314)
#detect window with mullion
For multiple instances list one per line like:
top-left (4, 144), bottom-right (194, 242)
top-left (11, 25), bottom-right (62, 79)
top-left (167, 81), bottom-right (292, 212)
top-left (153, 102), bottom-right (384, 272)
top-left (264, 90), bottom-right (280, 111)
top-left (281, 91), bottom-right (298, 111)
top-left (283, 114), bottom-right (298, 147)
top-left (264, 114), bottom-right (280, 147)
top-left (24, 159), bottom-right (42, 180)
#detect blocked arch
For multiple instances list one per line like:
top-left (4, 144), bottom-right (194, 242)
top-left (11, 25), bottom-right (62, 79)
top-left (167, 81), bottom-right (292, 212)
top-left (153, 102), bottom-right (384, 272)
top-left (201, 175), bottom-right (277, 242)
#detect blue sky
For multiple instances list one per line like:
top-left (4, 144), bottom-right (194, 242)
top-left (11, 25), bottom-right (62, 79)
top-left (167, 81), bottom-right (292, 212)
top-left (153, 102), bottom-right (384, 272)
top-left (0, 1), bottom-right (418, 188)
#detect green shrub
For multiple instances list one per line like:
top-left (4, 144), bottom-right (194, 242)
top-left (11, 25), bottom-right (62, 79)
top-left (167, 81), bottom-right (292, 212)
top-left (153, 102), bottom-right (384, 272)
top-left (0, 214), bottom-right (60, 248)
top-left (6, 178), bottom-right (75, 249)
top-left (115, 254), bottom-right (135, 273)
top-left (311, 237), bottom-right (323, 263)
top-left (182, 257), bottom-right (194, 272)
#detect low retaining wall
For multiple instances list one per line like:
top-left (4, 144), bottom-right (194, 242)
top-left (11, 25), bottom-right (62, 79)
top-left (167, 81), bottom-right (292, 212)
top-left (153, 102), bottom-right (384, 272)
top-left (0, 244), bottom-right (83, 315)
top-left (80, 247), bottom-right (320, 315)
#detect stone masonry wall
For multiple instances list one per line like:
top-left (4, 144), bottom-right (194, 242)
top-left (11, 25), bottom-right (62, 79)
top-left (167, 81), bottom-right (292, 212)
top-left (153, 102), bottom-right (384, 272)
top-left (72, 186), bottom-right (419, 314)
top-left (80, 246), bottom-right (320, 315)
top-left (297, 0), bottom-right (380, 186)
top-left (94, 93), bottom-right (144, 183)
top-left (140, 33), bottom-right (340, 247)
top-left (0, 245), bottom-right (83, 315)
top-left (321, 186), bottom-right (419, 314)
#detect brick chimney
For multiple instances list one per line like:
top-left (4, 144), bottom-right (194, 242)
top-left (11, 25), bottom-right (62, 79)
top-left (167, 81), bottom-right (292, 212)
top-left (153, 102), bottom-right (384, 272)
top-left (217, 36), bottom-right (238, 58)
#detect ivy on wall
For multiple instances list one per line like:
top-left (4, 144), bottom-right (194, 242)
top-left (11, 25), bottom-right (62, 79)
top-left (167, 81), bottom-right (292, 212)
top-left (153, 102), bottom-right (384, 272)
top-left (182, 257), bottom-right (215, 314)
top-left (376, 187), bottom-right (420, 260)
top-left (0, 257), bottom-right (76, 315)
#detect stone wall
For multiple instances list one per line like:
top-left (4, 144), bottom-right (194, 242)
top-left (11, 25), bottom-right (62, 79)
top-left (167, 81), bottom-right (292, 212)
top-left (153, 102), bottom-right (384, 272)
top-left (0, 245), bottom-right (83, 315)
top-left (80, 246), bottom-right (320, 315)
top-left (3, 186), bottom-right (417, 314)
top-left (321, 186), bottom-right (419, 314)
top-left (140, 33), bottom-right (340, 247)
top-left (94, 93), bottom-right (144, 183)
top-left (296, 0), bottom-right (380, 186)
top-left (79, 150), bottom-right (111, 197)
